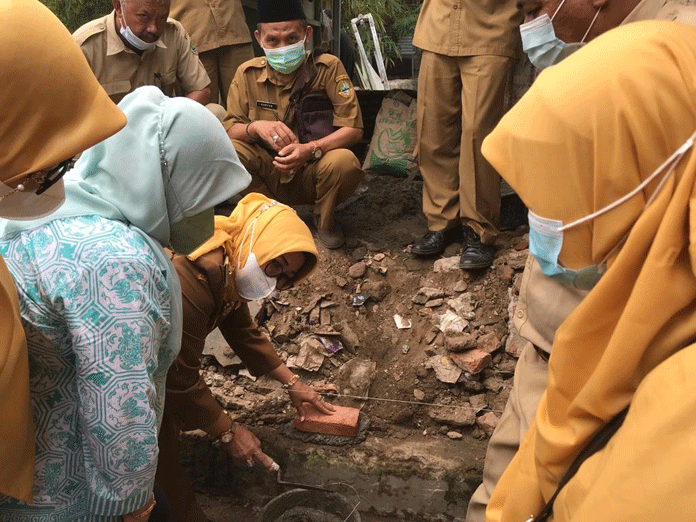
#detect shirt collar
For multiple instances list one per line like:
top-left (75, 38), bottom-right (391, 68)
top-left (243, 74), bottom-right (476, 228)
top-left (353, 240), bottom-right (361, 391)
top-left (105, 10), bottom-right (167, 57)
top-left (621, 0), bottom-right (668, 25)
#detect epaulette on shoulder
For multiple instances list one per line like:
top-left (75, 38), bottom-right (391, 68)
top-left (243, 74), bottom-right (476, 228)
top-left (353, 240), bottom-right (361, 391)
top-left (73, 17), bottom-right (107, 45)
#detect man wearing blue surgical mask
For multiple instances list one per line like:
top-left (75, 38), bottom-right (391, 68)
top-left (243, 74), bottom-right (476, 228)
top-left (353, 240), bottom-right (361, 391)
top-left (225, 0), bottom-right (364, 250)
top-left (466, 2), bottom-right (696, 522)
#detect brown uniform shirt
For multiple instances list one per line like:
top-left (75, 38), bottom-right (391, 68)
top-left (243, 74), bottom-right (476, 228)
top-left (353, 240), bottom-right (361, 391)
top-left (412, 0), bottom-right (522, 57)
top-left (73, 11), bottom-right (210, 104)
top-left (169, 0), bottom-right (251, 54)
top-left (224, 52), bottom-right (363, 133)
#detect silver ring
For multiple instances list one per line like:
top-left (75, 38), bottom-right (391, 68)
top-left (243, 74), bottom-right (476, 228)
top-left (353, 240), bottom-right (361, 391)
top-left (272, 135), bottom-right (280, 143)
top-left (247, 459), bottom-right (254, 467)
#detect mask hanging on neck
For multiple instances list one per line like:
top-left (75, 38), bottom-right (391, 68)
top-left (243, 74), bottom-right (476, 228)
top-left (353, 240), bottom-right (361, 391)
top-left (520, 0), bottom-right (601, 70)
top-left (118, 3), bottom-right (159, 52)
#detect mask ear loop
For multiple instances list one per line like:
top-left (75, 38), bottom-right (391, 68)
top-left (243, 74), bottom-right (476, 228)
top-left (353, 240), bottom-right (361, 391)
top-left (550, 0), bottom-right (568, 21)
top-left (580, 6), bottom-right (602, 43)
top-left (560, 130), bottom-right (696, 233)
top-left (237, 219), bottom-right (257, 270)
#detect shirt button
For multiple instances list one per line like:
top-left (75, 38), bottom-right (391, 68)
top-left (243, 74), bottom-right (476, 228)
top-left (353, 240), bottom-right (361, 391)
top-left (516, 309), bottom-right (524, 318)
top-left (261, 59), bottom-right (266, 65)
top-left (453, 4), bottom-right (458, 8)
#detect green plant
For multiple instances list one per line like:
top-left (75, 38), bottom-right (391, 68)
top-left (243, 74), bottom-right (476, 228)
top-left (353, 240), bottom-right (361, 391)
top-left (342, 0), bottom-right (422, 70)
top-left (40, 0), bottom-right (113, 32)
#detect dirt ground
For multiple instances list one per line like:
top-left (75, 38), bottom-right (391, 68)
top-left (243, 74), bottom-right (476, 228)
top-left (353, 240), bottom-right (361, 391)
top-left (186, 172), bottom-right (530, 521)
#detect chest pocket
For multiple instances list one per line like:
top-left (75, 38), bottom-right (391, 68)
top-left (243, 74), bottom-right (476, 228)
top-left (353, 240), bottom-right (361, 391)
top-left (249, 104), bottom-right (280, 123)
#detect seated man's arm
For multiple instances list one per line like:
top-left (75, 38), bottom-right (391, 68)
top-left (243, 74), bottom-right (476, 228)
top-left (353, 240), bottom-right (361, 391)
top-left (172, 19), bottom-right (212, 104)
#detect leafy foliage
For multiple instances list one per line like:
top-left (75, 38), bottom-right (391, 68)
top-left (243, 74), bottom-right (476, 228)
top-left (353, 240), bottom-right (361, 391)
top-left (39, 0), bottom-right (113, 32)
top-left (342, 0), bottom-right (422, 69)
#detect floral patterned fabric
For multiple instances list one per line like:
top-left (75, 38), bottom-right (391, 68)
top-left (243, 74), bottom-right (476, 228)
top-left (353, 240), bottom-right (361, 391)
top-left (0, 215), bottom-right (175, 521)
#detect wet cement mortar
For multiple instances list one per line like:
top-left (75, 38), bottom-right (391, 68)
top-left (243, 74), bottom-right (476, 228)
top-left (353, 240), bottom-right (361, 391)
top-left (179, 174), bottom-right (530, 521)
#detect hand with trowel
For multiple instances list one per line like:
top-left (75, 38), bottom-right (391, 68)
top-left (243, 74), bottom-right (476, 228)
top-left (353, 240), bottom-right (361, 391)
top-left (155, 194), bottom-right (338, 522)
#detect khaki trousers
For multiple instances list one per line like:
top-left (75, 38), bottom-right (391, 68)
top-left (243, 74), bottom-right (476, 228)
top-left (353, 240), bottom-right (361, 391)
top-left (232, 140), bottom-right (364, 229)
top-left (465, 343), bottom-right (549, 522)
top-left (417, 51), bottom-right (514, 244)
top-left (199, 43), bottom-right (254, 107)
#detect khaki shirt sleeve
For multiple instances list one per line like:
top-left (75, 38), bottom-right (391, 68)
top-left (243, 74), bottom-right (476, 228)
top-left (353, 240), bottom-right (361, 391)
top-left (172, 21), bottom-right (210, 94)
top-left (223, 66), bottom-right (251, 130)
top-left (318, 56), bottom-right (363, 129)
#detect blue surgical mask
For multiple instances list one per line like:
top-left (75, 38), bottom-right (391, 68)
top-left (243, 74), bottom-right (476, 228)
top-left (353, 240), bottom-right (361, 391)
top-left (520, 0), bottom-right (601, 70)
top-left (119, 3), bottom-right (159, 52)
top-left (528, 130), bottom-right (696, 290)
top-left (263, 37), bottom-right (307, 75)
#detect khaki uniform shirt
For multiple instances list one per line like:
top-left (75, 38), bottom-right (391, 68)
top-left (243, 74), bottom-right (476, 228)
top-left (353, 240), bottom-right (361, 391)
top-left (73, 11), bottom-right (210, 104)
top-left (623, 0), bottom-right (696, 25)
top-left (224, 52), bottom-right (363, 133)
top-left (170, 0), bottom-right (251, 54)
top-left (412, 0), bottom-right (522, 57)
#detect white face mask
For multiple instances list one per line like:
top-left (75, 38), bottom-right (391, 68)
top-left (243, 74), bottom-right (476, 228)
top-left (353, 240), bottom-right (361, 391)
top-left (119, 3), bottom-right (159, 52)
top-left (234, 220), bottom-right (277, 301)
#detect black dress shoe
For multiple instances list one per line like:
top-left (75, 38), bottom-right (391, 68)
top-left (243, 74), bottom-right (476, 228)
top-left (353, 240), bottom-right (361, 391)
top-left (459, 228), bottom-right (495, 269)
top-left (409, 226), bottom-right (464, 256)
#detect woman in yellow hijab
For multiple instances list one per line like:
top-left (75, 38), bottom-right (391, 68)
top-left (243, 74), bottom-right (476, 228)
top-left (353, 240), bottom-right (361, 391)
top-left (157, 193), bottom-right (334, 522)
top-left (482, 20), bottom-right (696, 522)
top-left (0, 0), bottom-right (125, 504)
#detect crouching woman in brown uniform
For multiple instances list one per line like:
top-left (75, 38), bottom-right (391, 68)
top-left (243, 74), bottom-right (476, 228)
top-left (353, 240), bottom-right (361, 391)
top-left (156, 193), bottom-right (334, 522)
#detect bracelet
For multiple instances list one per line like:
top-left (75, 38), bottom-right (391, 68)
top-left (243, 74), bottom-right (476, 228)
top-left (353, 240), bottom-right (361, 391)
top-left (130, 496), bottom-right (156, 520)
top-left (282, 374), bottom-right (300, 389)
top-left (245, 120), bottom-right (255, 140)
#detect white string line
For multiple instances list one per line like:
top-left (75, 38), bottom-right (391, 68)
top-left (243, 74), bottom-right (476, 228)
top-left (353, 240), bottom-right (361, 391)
top-left (251, 385), bottom-right (506, 414)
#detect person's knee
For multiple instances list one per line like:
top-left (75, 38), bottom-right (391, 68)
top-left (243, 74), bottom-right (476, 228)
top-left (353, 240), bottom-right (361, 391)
top-left (317, 149), bottom-right (363, 193)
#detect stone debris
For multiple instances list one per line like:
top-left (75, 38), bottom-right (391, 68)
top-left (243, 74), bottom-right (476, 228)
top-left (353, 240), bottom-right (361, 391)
top-left (424, 327), bottom-right (440, 345)
top-left (425, 355), bottom-right (462, 384)
top-left (477, 412), bottom-right (500, 437)
top-left (450, 349), bottom-right (492, 375)
top-left (412, 286), bottom-right (446, 305)
top-left (433, 256), bottom-right (460, 273)
top-left (453, 280), bottom-right (469, 293)
top-left (361, 279), bottom-right (391, 302)
top-left (444, 332), bottom-right (477, 353)
top-left (394, 314), bottom-right (412, 329)
top-left (336, 358), bottom-right (376, 398)
top-left (477, 332), bottom-right (502, 354)
top-left (413, 388), bottom-right (425, 401)
top-left (436, 310), bottom-right (468, 335)
top-left (447, 431), bottom-right (463, 440)
top-left (427, 404), bottom-right (476, 427)
top-left (348, 261), bottom-right (367, 279)
top-left (447, 293), bottom-right (476, 319)
top-left (424, 298), bottom-right (444, 308)
top-left (506, 250), bottom-right (528, 270)
top-left (469, 393), bottom-right (488, 413)
top-left (336, 320), bottom-right (360, 353)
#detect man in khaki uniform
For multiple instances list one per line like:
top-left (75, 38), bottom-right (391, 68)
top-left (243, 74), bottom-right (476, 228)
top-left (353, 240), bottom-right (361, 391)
top-left (409, 0), bottom-right (522, 269)
top-left (225, 0), bottom-right (363, 249)
top-left (466, 2), bottom-right (696, 521)
top-left (170, 0), bottom-right (254, 107)
top-left (74, 0), bottom-right (211, 105)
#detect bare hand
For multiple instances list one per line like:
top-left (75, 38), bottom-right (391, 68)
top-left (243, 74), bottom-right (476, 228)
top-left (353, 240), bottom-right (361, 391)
top-left (222, 424), bottom-right (277, 471)
top-left (249, 120), bottom-right (297, 152)
top-left (273, 143), bottom-right (313, 174)
top-left (288, 380), bottom-right (337, 421)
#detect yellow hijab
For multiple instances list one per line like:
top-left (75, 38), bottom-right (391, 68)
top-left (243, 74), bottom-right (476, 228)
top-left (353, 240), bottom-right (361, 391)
top-left (188, 193), bottom-right (318, 292)
top-left (482, 21), bottom-right (696, 521)
top-left (0, 0), bottom-right (126, 502)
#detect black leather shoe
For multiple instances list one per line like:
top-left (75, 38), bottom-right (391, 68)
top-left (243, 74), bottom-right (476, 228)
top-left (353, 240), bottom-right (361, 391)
top-left (459, 228), bottom-right (495, 269)
top-left (409, 226), bottom-right (464, 256)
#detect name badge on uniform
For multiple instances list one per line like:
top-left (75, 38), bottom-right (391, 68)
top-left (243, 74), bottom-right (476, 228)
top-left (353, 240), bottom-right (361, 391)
top-left (257, 100), bottom-right (278, 110)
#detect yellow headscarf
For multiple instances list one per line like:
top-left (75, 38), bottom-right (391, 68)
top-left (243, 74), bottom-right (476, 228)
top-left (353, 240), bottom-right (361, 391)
top-left (0, 0), bottom-right (125, 502)
top-left (482, 21), bottom-right (696, 521)
top-left (188, 193), bottom-right (318, 291)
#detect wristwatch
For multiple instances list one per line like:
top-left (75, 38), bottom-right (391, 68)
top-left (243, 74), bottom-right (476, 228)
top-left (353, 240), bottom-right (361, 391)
top-left (310, 141), bottom-right (323, 162)
top-left (218, 412), bottom-right (237, 444)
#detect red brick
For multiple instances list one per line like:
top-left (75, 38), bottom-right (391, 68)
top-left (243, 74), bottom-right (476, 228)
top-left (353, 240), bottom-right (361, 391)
top-left (477, 332), bottom-right (502, 354)
top-left (293, 404), bottom-right (360, 437)
top-left (450, 349), bottom-right (492, 375)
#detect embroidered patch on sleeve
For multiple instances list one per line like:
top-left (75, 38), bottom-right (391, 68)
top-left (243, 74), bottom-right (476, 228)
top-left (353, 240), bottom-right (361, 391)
top-left (337, 79), bottom-right (352, 98)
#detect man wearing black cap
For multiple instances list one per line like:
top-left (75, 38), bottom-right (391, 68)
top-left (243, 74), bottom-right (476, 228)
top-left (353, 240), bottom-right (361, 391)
top-left (224, 0), bottom-right (364, 249)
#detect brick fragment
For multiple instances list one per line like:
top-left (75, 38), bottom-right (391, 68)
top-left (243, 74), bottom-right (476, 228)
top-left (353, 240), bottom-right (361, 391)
top-left (293, 404), bottom-right (360, 437)
top-left (450, 349), bottom-right (491, 375)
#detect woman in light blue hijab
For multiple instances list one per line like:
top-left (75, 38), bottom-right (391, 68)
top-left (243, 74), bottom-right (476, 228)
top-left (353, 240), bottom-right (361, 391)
top-left (0, 86), bottom-right (250, 521)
